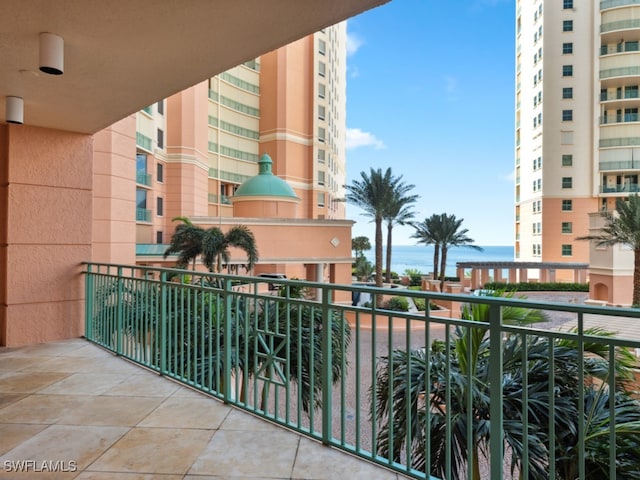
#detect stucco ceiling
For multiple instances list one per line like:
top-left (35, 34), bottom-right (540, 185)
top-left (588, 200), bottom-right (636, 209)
top-left (0, 0), bottom-right (387, 134)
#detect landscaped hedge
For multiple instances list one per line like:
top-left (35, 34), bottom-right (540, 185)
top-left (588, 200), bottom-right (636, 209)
top-left (483, 282), bottom-right (589, 292)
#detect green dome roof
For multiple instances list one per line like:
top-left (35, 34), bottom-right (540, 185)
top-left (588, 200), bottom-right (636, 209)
top-left (233, 153), bottom-right (299, 199)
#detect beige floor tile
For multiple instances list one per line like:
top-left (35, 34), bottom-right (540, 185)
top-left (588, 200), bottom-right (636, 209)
top-left (292, 437), bottom-right (400, 480)
top-left (76, 473), bottom-right (182, 479)
top-left (0, 355), bottom-right (55, 372)
top-left (0, 424), bottom-right (128, 473)
top-left (20, 356), bottom-right (98, 374)
top-left (0, 394), bottom-right (85, 424)
top-left (89, 427), bottom-right (213, 475)
top-left (63, 345), bottom-right (115, 358)
top-left (103, 373), bottom-right (180, 397)
top-left (0, 392), bottom-right (27, 409)
top-left (57, 395), bottom-right (164, 426)
top-left (138, 396), bottom-right (230, 429)
top-left (38, 373), bottom-right (129, 396)
top-left (188, 428), bottom-right (299, 478)
top-left (0, 423), bottom-right (48, 455)
top-left (218, 409), bottom-right (288, 432)
top-left (0, 372), bottom-right (71, 393)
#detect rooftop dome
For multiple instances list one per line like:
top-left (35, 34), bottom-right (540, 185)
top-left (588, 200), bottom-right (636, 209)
top-left (233, 153), bottom-right (299, 199)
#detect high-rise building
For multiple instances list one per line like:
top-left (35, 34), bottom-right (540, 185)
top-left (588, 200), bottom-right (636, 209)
top-left (515, 0), bottom-right (640, 277)
top-left (134, 25), bottom-right (347, 251)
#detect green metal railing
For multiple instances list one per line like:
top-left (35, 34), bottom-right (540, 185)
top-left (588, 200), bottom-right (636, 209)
top-left (84, 263), bottom-right (640, 480)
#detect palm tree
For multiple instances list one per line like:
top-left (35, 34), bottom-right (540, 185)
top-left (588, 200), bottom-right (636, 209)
top-left (437, 213), bottom-right (482, 291)
top-left (411, 214), bottom-right (442, 282)
top-left (577, 194), bottom-right (640, 306)
top-left (202, 224), bottom-right (258, 273)
top-left (163, 216), bottom-right (205, 270)
top-left (164, 217), bottom-right (258, 274)
top-left (383, 183), bottom-right (419, 283)
top-left (352, 235), bottom-right (372, 260)
top-left (372, 296), bottom-right (640, 479)
top-left (343, 168), bottom-right (397, 289)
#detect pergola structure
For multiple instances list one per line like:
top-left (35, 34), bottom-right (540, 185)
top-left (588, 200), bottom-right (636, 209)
top-left (456, 261), bottom-right (589, 291)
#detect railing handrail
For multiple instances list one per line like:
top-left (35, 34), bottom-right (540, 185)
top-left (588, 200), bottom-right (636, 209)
top-left (83, 262), bottom-right (640, 480)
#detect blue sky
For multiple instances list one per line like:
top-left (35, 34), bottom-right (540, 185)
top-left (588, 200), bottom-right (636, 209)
top-left (344, 0), bottom-right (515, 246)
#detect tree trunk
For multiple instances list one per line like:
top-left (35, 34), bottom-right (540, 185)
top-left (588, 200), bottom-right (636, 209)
top-left (385, 223), bottom-right (393, 283)
top-left (375, 217), bottom-right (383, 288)
top-left (439, 248), bottom-right (448, 292)
top-left (634, 248), bottom-right (640, 306)
top-left (433, 244), bottom-right (440, 282)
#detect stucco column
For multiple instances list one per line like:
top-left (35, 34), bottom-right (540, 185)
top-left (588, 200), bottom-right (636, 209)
top-left (0, 125), bottom-right (93, 346)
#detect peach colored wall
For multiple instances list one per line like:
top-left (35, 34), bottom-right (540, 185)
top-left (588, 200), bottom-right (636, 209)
top-left (1, 125), bottom-right (93, 346)
top-left (233, 198), bottom-right (299, 219)
top-left (589, 273), bottom-right (634, 306)
top-left (93, 117), bottom-right (137, 263)
top-left (542, 197), bottom-right (597, 264)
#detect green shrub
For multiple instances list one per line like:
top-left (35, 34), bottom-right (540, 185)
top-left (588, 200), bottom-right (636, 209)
top-left (483, 281), bottom-right (589, 292)
top-left (385, 296), bottom-right (410, 312)
top-left (408, 274), bottom-right (423, 287)
top-left (414, 298), bottom-right (425, 311)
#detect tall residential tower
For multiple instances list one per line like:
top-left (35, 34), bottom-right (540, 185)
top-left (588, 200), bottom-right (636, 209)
top-left (515, 0), bottom-right (640, 277)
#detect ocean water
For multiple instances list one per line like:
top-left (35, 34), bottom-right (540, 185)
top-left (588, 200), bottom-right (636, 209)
top-left (363, 245), bottom-right (515, 277)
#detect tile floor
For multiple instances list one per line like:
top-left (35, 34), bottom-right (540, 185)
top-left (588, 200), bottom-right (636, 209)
top-left (0, 339), bottom-right (408, 479)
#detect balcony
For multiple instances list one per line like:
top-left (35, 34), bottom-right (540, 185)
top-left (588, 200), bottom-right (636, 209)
top-left (135, 132), bottom-right (152, 152)
top-left (135, 208), bottom-right (151, 222)
top-left (600, 112), bottom-right (640, 124)
top-left (601, 0), bottom-right (640, 9)
top-left (601, 183), bottom-right (640, 193)
top-left (71, 263), bottom-right (640, 480)
top-left (136, 172), bottom-right (152, 186)
top-left (600, 160), bottom-right (640, 170)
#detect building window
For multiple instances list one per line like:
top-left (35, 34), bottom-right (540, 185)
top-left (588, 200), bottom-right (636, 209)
top-left (562, 42), bottom-right (573, 54)
top-left (561, 244), bottom-right (573, 256)
top-left (562, 222), bottom-right (573, 234)
top-left (562, 65), bottom-right (573, 77)
top-left (156, 196), bottom-right (164, 216)
top-left (562, 177), bottom-right (573, 188)
top-left (318, 170), bottom-right (325, 186)
top-left (562, 87), bottom-right (573, 99)
top-left (156, 231), bottom-right (163, 244)
top-left (318, 39), bottom-right (326, 55)
top-left (157, 128), bottom-right (164, 149)
top-left (318, 83), bottom-right (326, 99)
top-left (563, 0), bottom-right (573, 8)
top-left (318, 127), bottom-right (326, 143)
top-left (136, 153), bottom-right (147, 174)
top-left (157, 163), bottom-right (164, 183)
top-left (157, 100), bottom-right (164, 115)
top-left (562, 109), bottom-right (573, 121)
top-left (317, 149), bottom-right (325, 163)
top-left (317, 192), bottom-right (326, 206)
top-left (318, 105), bottom-right (325, 120)
top-left (318, 61), bottom-right (326, 77)
top-left (562, 199), bottom-right (573, 211)
top-left (563, 20), bottom-right (573, 32)
top-left (562, 154), bottom-right (573, 166)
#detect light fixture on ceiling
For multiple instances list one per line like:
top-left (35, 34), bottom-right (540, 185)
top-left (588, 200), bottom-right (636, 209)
top-left (39, 32), bottom-right (64, 75)
top-left (6, 96), bottom-right (24, 125)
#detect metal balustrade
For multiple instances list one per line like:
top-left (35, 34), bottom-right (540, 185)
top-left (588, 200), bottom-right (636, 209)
top-left (84, 263), bottom-right (640, 480)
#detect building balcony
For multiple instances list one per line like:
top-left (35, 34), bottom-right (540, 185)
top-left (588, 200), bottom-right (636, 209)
top-left (600, 160), bottom-right (640, 170)
top-left (601, 0), bottom-right (640, 9)
top-left (135, 132), bottom-right (152, 152)
top-left (136, 172), bottom-right (152, 187)
top-left (600, 183), bottom-right (640, 193)
top-left (600, 113), bottom-right (640, 124)
top-left (50, 263), bottom-right (640, 480)
top-left (135, 208), bottom-right (151, 222)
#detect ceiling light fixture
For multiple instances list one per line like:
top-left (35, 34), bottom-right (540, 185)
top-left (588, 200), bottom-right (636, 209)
top-left (6, 96), bottom-right (24, 125)
top-left (39, 32), bottom-right (64, 75)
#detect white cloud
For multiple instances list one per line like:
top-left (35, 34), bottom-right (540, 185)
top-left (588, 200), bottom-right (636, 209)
top-left (346, 128), bottom-right (385, 150)
top-left (349, 66), bottom-right (360, 79)
top-left (346, 32), bottom-right (364, 56)
top-left (503, 170), bottom-right (515, 182)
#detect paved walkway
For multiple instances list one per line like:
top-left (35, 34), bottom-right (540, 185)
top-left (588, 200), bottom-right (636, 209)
top-left (0, 339), bottom-right (408, 479)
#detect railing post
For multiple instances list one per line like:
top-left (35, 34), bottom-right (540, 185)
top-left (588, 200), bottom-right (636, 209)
top-left (223, 278), bottom-right (233, 404)
top-left (488, 303), bottom-right (504, 479)
top-left (160, 271), bottom-right (167, 375)
top-left (116, 266), bottom-right (124, 355)
top-left (321, 285), bottom-right (333, 446)
top-left (84, 264), bottom-right (93, 341)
